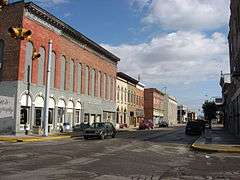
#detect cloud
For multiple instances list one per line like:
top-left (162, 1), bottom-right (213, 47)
top-left (131, 0), bottom-right (230, 31)
top-left (102, 31), bottom-right (229, 85)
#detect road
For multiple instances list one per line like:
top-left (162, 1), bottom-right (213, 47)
top-left (0, 126), bottom-right (240, 180)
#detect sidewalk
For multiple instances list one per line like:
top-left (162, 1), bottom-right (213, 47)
top-left (0, 133), bottom-right (71, 143)
top-left (191, 127), bottom-right (240, 153)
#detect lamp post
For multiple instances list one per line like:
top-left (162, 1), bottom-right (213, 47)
top-left (43, 40), bottom-right (52, 136)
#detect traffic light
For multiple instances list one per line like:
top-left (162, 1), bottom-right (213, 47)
top-left (0, 0), bottom-right (8, 10)
top-left (32, 49), bottom-right (41, 60)
top-left (8, 27), bottom-right (32, 40)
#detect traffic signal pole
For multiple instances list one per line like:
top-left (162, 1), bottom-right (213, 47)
top-left (43, 40), bottom-right (52, 136)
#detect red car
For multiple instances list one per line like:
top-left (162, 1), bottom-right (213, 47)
top-left (139, 119), bottom-right (154, 130)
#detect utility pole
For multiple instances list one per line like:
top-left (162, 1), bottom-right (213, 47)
top-left (43, 40), bottom-right (52, 136)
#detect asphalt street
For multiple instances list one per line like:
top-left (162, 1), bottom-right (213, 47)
top-left (0, 126), bottom-right (240, 180)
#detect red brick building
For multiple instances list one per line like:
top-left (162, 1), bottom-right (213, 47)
top-left (144, 88), bottom-right (165, 126)
top-left (0, 1), bottom-right (119, 134)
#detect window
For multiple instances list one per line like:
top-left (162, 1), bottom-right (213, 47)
top-left (121, 87), bottom-right (123, 102)
top-left (103, 73), bottom-right (106, 98)
top-left (85, 66), bottom-right (89, 95)
top-left (117, 86), bottom-right (120, 101)
top-left (98, 71), bottom-right (101, 97)
top-left (50, 51), bottom-right (56, 88)
top-left (128, 90), bottom-right (130, 102)
top-left (0, 39), bottom-right (4, 69)
top-left (38, 47), bottom-right (45, 85)
top-left (69, 60), bottom-right (74, 91)
top-left (24, 42), bottom-right (33, 82)
top-left (125, 89), bottom-right (127, 103)
top-left (105, 75), bottom-right (108, 99)
top-left (108, 76), bottom-right (111, 100)
top-left (91, 69), bottom-right (95, 97)
top-left (77, 63), bottom-right (82, 94)
top-left (60, 56), bottom-right (66, 90)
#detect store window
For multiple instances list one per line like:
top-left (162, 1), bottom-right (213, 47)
top-left (57, 99), bottom-right (66, 123)
top-left (20, 94), bottom-right (32, 125)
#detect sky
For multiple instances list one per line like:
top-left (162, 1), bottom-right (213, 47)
top-left (27, 0), bottom-right (230, 113)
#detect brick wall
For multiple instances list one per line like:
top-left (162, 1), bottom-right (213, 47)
top-left (0, 2), bottom-right (25, 81)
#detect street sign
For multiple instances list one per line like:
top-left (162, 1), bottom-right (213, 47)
top-left (0, 95), bottom-right (14, 119)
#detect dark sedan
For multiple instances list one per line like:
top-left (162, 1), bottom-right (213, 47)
top-left (83, 122), bottom-right (117, 140)
top-left (185, 121), bottom-right (203, 135)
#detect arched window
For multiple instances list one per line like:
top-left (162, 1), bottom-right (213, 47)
top-left (117, 86), bottom-right (120, 101)
top-left (85, 65), bottom-right (89, 95)
top-left (0, 39), bottom-right (4, 69)
top-left (69, 59), bottom-right (74, 91)
top-left (60, 55), bottom-right (66, 90)
top-left (103, 73), bottom-right (106, 98)
top-left (77, 63), bottom-right (82, 94)
top-left (108, 76), bottom-right (111, 100)
top-left (121, 87), bottom-right (123, 102)
top-left (98, 71), bottom-right (101, 97)
top-left (125, 88), bottom-right (127, 103)
top-left (38, 47), bottom-right (45, 84)
top-left (50, 51), bottom-right (56, 88)
top-left (91, 68), bottom-right (95, 97)
top-left (128, 90), bottom-right (130, 103)
top-left (25, 41), bottom-right (33, 82)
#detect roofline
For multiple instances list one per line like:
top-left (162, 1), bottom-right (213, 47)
top-left (23, 1), bottom-right (120, 63)
top-left (117, 72), bottom-right (139, 85)
top-left (144, 88), bottom-right (165, 95)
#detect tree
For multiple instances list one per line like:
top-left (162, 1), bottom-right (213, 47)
top-left (202, 101), bottom-right (217, 129)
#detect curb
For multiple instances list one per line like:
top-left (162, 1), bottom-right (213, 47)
top-left (191, 137), bottom-right (240, 153)
top-left (0, 135), bottom-right (71, 143)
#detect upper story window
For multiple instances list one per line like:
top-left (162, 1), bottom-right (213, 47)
top-left (25, 41), bottom-right (33, 82)
top-left (69, 59), bottom-right (74, 91)
top-left (91, 68), bottom-right (95, 97)
top-left (121, 87), bottom-right (123, 102)
top-left (85, 65), bottom-right (89, 95)
top-left (103, 73), bottom-right (106, 99)
top-left (50, 51), bottom-right (56, 88)
top-left (77, 63), bottom-right (82, 94)
top-left (60, 56), bottom-right (66, 90)
top-left (38, 47), bottom-right (45, 85)
top-left (98, 71), bottom-right (101, 97)
top-left (0, 39), bottom-right (4, 69)
top-left (125, 88), bottom-right (127, 103)
top-left (117, 86), bottom-right (120, 101)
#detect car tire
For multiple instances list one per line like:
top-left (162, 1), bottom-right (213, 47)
top-left (100, 133), bottom-right (105, 140)
top-left (84, 135), bottom-right (88, 140)
top-left (112, 133), bottom-right (116, 138)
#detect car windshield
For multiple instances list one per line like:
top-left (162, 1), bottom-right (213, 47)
top-left (91, 123), bottom-right (105, 128)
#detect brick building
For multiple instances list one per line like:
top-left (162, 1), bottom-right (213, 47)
top-left (221, 0), bottom-right (240, 137)
top-left (144, 88), bottom-right (165, 126)
top-left (116, 72), bottom-right (144, 128)
top-left (0, 1), bottom-right (119, 134)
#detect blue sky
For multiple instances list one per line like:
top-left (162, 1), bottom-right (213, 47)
top-left (29, 0), bottom-right (230, 113)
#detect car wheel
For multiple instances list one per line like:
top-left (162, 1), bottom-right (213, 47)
top-left (84, 135), bottom-right (88, 140)
top-left (100, 133), bottom-right (105, 140)
top-left (112, 133), bottom-right (116, 138)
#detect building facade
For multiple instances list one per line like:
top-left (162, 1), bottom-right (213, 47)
top-left (0, 2), bottom-right (119, 134)
top-left (221, 0), bottom-right (240, 136)
top-left (116, 72), bottom-right (144, 128)
top-left (144, 88), bottom-right (165, 126)
top-left (164, 95), bottom-right (178, 126)
top-left (177, 105), bottom-right (188, 123)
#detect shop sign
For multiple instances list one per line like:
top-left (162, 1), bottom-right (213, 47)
top-left (0, 96), bottom-right (14, 119)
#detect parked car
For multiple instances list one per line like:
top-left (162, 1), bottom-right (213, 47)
top-left (73, 123), bottom-right (90, 132)
top-left (83, 122), bottom-right (117, 140)
top-left (139, 119), bottom-right (154, 130)
top-left (59, 122), bottom-right (72, 133)
top-left (159, 121), bottom-right (168, 127)
top-left (185, 121), bottom-right (203, 135)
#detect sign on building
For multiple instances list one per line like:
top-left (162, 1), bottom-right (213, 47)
top-left (0, 96), bottom-right (14, 119)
